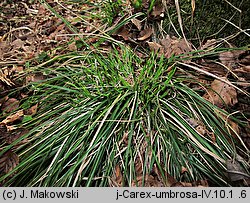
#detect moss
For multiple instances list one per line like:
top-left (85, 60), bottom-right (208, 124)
top-left (163, 0), bottom-right (250, 47)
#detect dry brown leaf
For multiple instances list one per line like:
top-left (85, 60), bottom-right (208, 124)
top-left (241, 65), bottom-right (250, 72)
top-left (203, 78), bottom-right (238, 108)
top-left (87, 37), bottom-right (99, 44)
top-left (12, 65), bottom-right (24, 73)
top-left (131, 18), bottom-right (142, 31)
top-left (171, 179), bottom-right (209, 187)
top-left (233, 65), bottom-right (250, 82)
top-left (0, 124), bottom-right (9, 140)
top-left (12, 39), bottom-right (25, 50)
top-left (181, 166), bottom-right (188, 174)
top-left (186, 117), bottom-right (215, 141)
top-left (117, 26), bottom-right (131, 41)
top-left (132, 174), bottom-right (162, 187)
top-left (137, 28), bottom-right (153, 41)
top-left (227, 119), bottom-right (240, 136)
top-left (134, 157), bottom-right (143, 176)
top-left (195, 125), bottom-right (206, 135)
top-left (25, 73), bottom-right (45, 84)
top-left (215, 109), bottom-right (240, 141)
top-left (219, 49), bottom-right (245, 69)
top-left (153, 164), bottom-right (176, 186)
top-left (0, 150), bottom-right (19, 175)
top-left (0, 42), bottom-right (11, 60)
top-left (171, 182), bottom-right (193, 187)
top-left (23, 104), bottom-right (38, 116)
top-left (38, 4), bottom-right (48, 16)
top-left (160, 35), bottom-right (193, 59)
top-left (233, 65), bottom-right (250, 73)
top-left (111, 164), bottom-right (123, 187)
top-left (208, 132), bottom-right (216, 143)
top-left (147, 41), bottom-right (164, 54)
top-left (0, 96), bottom-right (8, 109)
top-left (219, 51), bottom-right (236, 68)
top-left (199, 39), bottom-right (217, 50)
top-left (240, 54), bottom-right (250, 65)
top-left (5, 128), bottom-right (29, 145)
top-left (1, 98), bottom-right (19, 114)
top-left (196, 180), bottom-right (209, 187)
top-left (226, 160), bottom-right (250, 182)
top-left (1, 110), bottom-right (24, 125)
top-left (68, 42), bottom-right (77, 51)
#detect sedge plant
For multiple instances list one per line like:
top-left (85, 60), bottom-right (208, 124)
top-left (0, 45), bottom-right (249, 186)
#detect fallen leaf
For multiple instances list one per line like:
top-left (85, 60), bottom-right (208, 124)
top-left (226, 160), bottom-right (250, 182)
top-left (0, 150), bottom-right (19, 175)
top-left (23, 104), bottom-right (38, 116)
top-left (147, 41), bottom-right (164, 54)
top-left (1, 110), bottom-right (24, 125)
top-left (68, 42), bottom-right (77, 51)
top-left (195, 180), bottom-right (209, 187)
top-left (160, 35), bottom-right (193, 59)
top-left (203, 78), bottom-right (238, 107)
top-left (4, 128), bottom-right (29, 145)
top-left (233, 65), bottom-right (250, 81)
top-left (0, 124), bottom-right (9, 140)
top-left (219, 51), bottom-right (236, 68)
top-left (134, 157), bottom-right (143, 176)
top-left (219, 49), bottom-right (245, 69)
top-left (25, 73), bottom-right (45, 84)
top-left (132, 174), bottom-right (162, 187)
top-left (110, 164), bottom-right (123, 187)
top-left (181, 166), bottom-right (188, 174)
top-left (131, 18), bottom-right (142, 31)
top-left (0, 96), bottom-right (8, 108)
top-left (38, 4), bottom-right (48, 16)
top-left (1, 98), bottom-right (19, 114)
top-left (171, 180), bottom-right (209, 187)
top-left (11, 39), bottom-right (25, 50)
top-left (199, 39), bottom-right (217, 50)
top-left (153, 164), bottom-right (176, 186)
top-left (195, 125), bottom-right (206, 135)
top-left (240, 54), bottom-right (250, 65)
top-left (116, 26), bottom-right (131, 41)
top-left (185, 117), bottom-right (215, 141)
top-left (215, 109), bottom-right (240, 140)
top-left (137, 28), bottom-right (153, 41)
top-left (171, 182), bottom-right (192, 187)
top-left (12, 65), bottom-right (24, 73)
top-left (241, 65), bottom-right (250, 72)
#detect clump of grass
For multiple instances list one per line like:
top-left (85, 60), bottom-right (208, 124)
top-left (0, 45), bottom-right (248, 186)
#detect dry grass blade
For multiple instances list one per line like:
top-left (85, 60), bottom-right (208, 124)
top-left (174, 0), bottom-right (190, 49)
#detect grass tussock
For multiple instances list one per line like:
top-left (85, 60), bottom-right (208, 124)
top-left (1, 46), bottom-right (249, 186)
